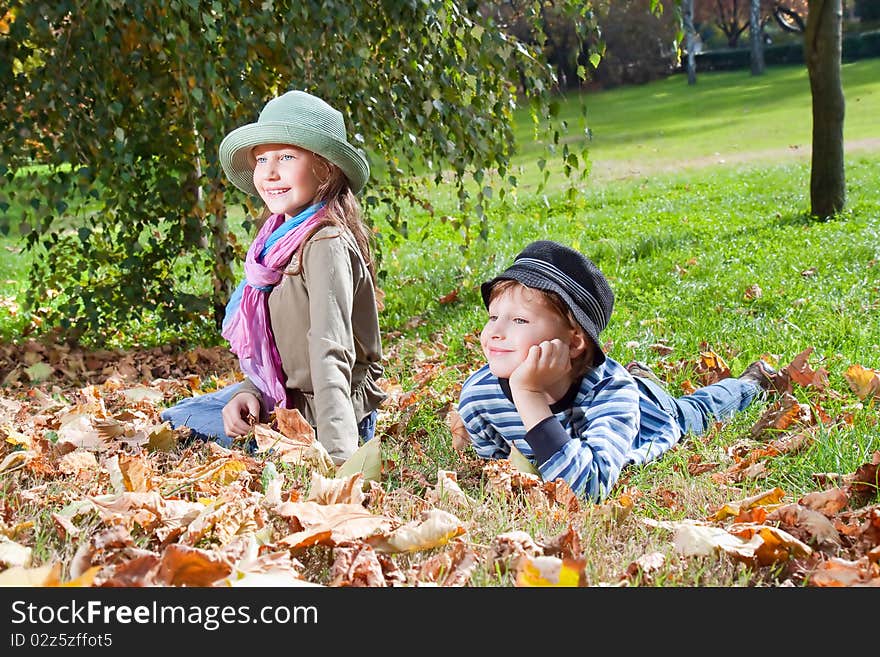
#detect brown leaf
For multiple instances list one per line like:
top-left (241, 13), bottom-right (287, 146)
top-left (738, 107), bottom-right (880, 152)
top-left (488, 531), bottom-right (542, 573)
top-left (307, 471), bottom-right (366, 506)
top-left (622, 551), bottom-right (666, 583)
top-left (542, 524), bottom-right (583, 561)
top-left (446, 408), bottom-right (471, 452)
top-left (744, 284), bottom-right (762, 300)
top-left (798, 488), bottom-right (850, 516)
top-left (118, 452), bottom-right (155, 492)
top-left (807, 556), bottom-right (880, 586)
top-left (156, 543), bottom-right (233, 587)
top-left (695, 345), bottom-right (731, 385)
top-left (275, 406), bottom-right (315, 442)
top-left (436, 288), bottom-right (459, 305)
top-left (849, 451), bottom-right (880, 502)
top-left (728, 523), bottom-right (813, 567)
top-left (328, 541), bottom-right (387, 587)
top-left (766, 503), bottom-right (842, 548)
top-left (786, 347), bottom-right (829, 390)
top-left (276, 501), bottom-right (395, 547)
top-left (749, 393), bottom-right (813, 439)
top-left (406, 540), bottom-right (479, 586)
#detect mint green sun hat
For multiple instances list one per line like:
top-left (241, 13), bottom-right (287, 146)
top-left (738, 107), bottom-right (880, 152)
top-left (219, 90), bottom-right (370, 196)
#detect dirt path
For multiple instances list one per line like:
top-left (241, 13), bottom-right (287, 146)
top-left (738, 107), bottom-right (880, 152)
top-left (589, 136), bottom-right (880, 183)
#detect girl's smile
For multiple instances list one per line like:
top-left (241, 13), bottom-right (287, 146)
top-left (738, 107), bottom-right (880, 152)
top-left (251, 143), bottom-right (323, 217)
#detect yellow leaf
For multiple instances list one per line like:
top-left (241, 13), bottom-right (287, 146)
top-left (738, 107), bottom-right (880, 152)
top-left (211, 459), bottom-right (247, 485)
top-left (509, 444), bottom-right (540, 476)
top-left (843, 364), bottom-right (880, 400)
top-left (337, 436), bottom-right (382, 482)
top-left (147, 422), bottom-right (178, 452)
top-left (516, 556), bottom-right (585, 587)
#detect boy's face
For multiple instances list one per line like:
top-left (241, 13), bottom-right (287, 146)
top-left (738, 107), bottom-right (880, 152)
top-left (480, 284), bottom-right (577, 379)
top-left (251, 143), bottom-right (324, 217)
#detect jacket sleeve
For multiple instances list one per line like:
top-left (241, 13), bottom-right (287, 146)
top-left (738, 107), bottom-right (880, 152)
top-left (301, 234), bottom-right (360, 462)
top-left (535, 375), bottom-right (641, 502)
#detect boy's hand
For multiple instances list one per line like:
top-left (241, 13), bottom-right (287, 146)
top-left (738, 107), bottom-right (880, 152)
top-left (509, 338), bottom-right (572, 395)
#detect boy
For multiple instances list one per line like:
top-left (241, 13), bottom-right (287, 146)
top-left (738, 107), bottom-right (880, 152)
top-left (456, 240), bottom-right (778, 502)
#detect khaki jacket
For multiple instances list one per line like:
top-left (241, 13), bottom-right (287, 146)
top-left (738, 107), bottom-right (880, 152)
top-left (237, 225), bottom-right (385, 463)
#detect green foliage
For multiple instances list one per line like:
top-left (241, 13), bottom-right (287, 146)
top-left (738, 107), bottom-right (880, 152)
top-left (0, 0), bottom-right (599, 346)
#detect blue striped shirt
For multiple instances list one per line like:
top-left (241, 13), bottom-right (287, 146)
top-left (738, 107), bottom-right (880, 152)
top-left (456, 357), bottom-right (683, 502)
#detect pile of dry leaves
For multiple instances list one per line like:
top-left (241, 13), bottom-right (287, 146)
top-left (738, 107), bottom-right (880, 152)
top-left (0, 338), bottom-right (878, 587)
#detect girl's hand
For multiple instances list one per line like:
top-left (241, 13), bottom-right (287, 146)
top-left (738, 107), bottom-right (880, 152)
top-left (509, 338), bottom-right (572, 396)
top-left (222, 392), bottom-right (262, 437)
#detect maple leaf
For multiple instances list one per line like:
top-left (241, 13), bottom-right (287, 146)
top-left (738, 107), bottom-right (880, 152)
top-left (276, 501), bottom-right (395, 548)
top-left (488, 531), bottom-right (542, 572)
top-left (622, 551), bottom-right (666, 583)
top-left (426, 469), bottom-right (475, 509)
top-left (749, 393), bottom-right (813, 439)
top-left (307, 471), bottom-right (366, 505)
top-left (766, 504), bottom-right (842, 549)
top-left (786, 346), bottom-right (829, 390)
top-left (328, 541), bottom-right (387, 587)
top-left (155, 543), bottom-right (234, 587)
top-left (275, 406), bottom-right (315, 442)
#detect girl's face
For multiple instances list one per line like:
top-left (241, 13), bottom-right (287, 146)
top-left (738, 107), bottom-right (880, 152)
top-left (480, 284), bottom-right (578, 379)
top-left (251, 143), bottom-right (326, 217)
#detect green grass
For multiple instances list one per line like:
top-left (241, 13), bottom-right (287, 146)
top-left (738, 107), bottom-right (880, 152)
top-left (510, 59), bottom-right (880, 190)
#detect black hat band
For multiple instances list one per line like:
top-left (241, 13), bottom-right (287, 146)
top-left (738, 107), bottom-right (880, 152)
top-left (508, 257), bottom-right (608, 332)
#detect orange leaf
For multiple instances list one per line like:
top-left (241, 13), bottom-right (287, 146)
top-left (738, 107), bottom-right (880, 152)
top-left (437, 289), bottom-right (459, 304)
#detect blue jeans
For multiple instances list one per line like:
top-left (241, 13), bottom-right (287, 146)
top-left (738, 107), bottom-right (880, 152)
top-left (161, 383), bottom-right (378, 449)
top-left (633, 376), bottom-right (762, 436)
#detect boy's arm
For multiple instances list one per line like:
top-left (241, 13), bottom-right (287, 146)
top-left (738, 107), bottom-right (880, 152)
top-left (526, 373), bottom-right (642, 502)
top-left (456, 369), bottom-right (512, 460)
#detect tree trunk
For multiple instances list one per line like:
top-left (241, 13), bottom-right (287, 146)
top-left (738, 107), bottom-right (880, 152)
top-left (750, 0), bottom-right (765, 75)
top-left (805, 0), bottom-right (846, 218)
top-left (684, 0), bottom-right (697, 85)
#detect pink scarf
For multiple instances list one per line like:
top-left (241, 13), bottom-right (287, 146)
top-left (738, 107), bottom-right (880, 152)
top-left (221, 207), bottom-right (326, 408)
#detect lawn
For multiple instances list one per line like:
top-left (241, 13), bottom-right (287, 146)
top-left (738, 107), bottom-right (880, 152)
top-left (0, 60), bottom-right (879, 592)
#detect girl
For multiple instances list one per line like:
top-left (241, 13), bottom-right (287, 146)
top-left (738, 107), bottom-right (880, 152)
top-left (162, 90), bottom-right (385, 465)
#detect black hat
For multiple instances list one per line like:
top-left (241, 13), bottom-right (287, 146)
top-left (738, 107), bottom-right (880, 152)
top-left (481, 240), bottom-right (614, 366)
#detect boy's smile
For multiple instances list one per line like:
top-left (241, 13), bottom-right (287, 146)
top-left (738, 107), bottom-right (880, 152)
top-left (480, 285), bottom-right (575, 379)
